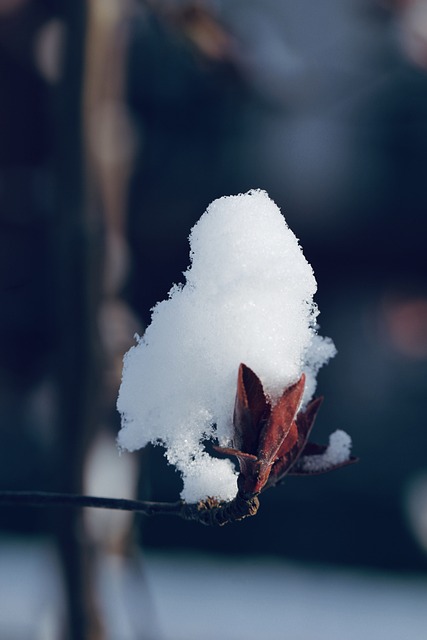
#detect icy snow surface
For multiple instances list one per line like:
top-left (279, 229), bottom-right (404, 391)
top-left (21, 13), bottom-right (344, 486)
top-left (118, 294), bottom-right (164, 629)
top-left (2, 540), bottom-right (427, 640)
top-left (117, 190), bottom-right (336, 501)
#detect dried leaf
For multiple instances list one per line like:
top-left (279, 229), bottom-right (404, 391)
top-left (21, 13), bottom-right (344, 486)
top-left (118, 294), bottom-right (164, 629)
top-left (265, 396), bottom-right (323, 488)
top-left (233, 363), bottom-right (270, 455)
top-left (258, 374), bottom-right (305, 464)
top-left (215, 364), bottom-right (357, 497)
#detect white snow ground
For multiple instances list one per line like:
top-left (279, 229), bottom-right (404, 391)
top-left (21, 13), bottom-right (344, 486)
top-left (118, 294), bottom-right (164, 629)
top-left (0, 538), bottom-right (427, 640)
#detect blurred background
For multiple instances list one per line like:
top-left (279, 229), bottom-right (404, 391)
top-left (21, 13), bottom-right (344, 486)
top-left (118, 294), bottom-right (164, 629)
top-left (1, 0), bottom-right (427, 638)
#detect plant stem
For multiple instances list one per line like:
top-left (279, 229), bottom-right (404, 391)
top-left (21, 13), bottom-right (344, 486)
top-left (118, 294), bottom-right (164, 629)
top-left (0, 490), bottom-right (259, 526)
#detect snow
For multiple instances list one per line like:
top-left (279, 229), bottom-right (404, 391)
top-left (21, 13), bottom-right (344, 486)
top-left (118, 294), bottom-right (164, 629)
top-left (0, 538), bottom-right (65, 640)
top-left (302, 429), bottom-right (352, 473)
top-left (145, 553), bottom-right (427, 640)
top-left (1, 539), bottom-right (427, 640)
top-left (117, 190), bottom-right (336, 502)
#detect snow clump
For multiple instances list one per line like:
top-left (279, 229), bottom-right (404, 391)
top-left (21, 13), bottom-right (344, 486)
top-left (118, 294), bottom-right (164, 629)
top-left (117, 190), bottom-right (337, 502)
top-left (302, 430), bottom-right (353, 473)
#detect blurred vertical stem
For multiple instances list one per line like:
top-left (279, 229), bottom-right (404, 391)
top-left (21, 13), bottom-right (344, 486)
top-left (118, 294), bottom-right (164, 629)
top-left (52, 1), bottom-right (103, 638)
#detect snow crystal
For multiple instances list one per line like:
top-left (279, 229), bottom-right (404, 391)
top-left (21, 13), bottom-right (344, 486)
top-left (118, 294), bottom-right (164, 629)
top-left (117, 190), bottom-right (336, 502)
top-left (302, 430), bottom-right (352, 473)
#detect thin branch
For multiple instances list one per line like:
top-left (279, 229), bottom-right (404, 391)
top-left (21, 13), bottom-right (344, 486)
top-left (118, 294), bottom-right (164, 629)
top-left (0, 490), bottom-right (259, 527)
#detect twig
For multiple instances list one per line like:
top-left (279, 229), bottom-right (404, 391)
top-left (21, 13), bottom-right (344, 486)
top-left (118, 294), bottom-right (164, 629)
top-left (0, 490), bottom-right (259, 527)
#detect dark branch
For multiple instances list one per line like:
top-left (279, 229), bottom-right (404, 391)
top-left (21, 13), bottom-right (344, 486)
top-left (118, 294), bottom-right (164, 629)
top-left (0, 490), bottom-right (259, 527)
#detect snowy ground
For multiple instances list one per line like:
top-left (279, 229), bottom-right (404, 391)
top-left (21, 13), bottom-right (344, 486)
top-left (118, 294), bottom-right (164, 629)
top-left (1, 538), bottom-right (427, 640)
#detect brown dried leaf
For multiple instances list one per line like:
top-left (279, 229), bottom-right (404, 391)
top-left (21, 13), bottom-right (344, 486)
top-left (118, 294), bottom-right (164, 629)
top-left (215, 364), bottom-right (357, 497)
top-left (257, 374), bottom-right (305, 465)
top-left (233, 363), bottom-right (270, 455)
top-left (264, 396), bottom-right (323, 489)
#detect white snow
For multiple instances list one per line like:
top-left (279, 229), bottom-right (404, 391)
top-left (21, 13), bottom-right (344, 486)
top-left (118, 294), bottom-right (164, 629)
top-left (302, 429), bottom-right (352, 472)
top-left (144, 553), bottom-right (427, 640)
top-left (117, 190), bottom-right (336, 501)
top-left (2, 540), bottom-right (427, 640)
